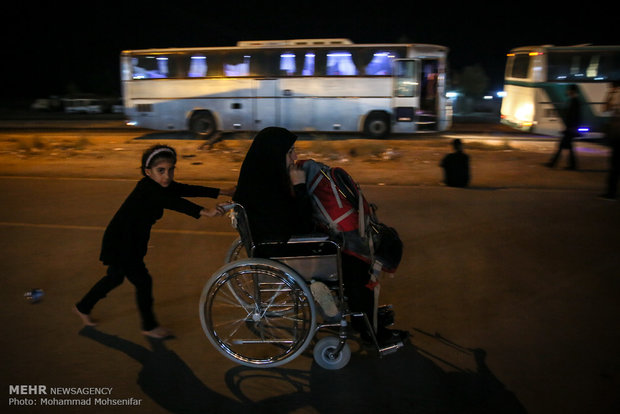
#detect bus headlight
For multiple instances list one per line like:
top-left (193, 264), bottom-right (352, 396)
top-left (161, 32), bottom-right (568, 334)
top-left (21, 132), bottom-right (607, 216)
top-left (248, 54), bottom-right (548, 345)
top-left (515, 103), bottom-right (534, 124)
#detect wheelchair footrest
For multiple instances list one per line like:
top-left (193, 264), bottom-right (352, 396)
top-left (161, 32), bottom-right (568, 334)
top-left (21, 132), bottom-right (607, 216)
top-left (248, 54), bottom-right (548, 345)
top-left (378, 340), bottom-right (404, 357)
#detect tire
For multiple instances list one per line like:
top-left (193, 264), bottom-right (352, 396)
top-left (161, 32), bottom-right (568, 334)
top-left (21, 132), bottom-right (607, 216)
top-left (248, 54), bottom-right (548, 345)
top-left (189, 111), bottom-right (217, 138)
top-left (313, 336), bottom-right (351, 370)
top-left (199, 259), bottom-right (316, 368)
top-left (363, 113), bottom-right (390, 139)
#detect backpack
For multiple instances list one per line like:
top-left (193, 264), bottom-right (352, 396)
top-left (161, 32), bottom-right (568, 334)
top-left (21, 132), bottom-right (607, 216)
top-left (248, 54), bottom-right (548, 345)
top-left (299, 159), bottom-right (403, 274)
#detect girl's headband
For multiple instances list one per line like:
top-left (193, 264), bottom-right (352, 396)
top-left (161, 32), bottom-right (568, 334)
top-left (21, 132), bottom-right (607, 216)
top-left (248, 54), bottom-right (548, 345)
top-left (145, 147), bottom-right (175, 168)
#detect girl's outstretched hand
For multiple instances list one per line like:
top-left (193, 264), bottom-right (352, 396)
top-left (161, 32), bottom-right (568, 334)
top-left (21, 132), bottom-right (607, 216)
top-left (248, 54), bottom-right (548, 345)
top-left (200, 207), bottom-right (222, 217)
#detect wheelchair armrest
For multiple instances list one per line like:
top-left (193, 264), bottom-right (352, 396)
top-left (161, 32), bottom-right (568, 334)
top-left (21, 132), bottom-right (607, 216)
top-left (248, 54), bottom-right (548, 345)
top-left (254, 234), bottom-right (338, 259)
top-left (288, 233), bottom-right (330, 243)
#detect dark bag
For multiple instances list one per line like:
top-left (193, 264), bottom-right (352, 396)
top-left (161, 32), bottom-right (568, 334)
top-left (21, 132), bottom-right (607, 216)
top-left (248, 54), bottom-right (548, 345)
top-left (370, 222), bottom-right (403, 273)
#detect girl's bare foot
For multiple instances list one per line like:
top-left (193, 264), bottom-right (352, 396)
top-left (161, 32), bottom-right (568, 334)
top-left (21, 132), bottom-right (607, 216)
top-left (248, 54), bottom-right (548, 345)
top-left (141, 326), bottom-right (173, 339)
top-left (73, 306), bottom-right (97, 327)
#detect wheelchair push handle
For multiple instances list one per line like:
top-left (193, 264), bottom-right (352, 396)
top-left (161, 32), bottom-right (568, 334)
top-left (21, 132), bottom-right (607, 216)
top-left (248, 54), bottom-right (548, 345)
top-left (218, 202), bottom-right (237, 213)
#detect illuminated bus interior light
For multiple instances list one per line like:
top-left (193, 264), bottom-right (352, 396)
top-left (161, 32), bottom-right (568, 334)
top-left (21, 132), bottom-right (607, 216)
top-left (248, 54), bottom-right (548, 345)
top-left (578, 127), bottom-right (590, 132)
top-left (302, 53), bottom-right (315, 76)
top-left (280, 53), bottom-right (296, 75)
top-left (189, 55), bottom-right (207, 77)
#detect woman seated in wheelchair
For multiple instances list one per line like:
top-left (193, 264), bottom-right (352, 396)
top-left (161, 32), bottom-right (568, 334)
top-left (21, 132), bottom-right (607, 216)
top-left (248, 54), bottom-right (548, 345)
top-left (233, 126), bottom-right (408, 347)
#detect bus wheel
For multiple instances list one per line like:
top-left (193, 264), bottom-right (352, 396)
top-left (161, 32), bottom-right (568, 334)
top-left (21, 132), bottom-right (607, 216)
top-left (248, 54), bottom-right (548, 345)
top-left (190, 111), bottom-right (217, 138)
top-left (363, 113), bottom-right (390, 139)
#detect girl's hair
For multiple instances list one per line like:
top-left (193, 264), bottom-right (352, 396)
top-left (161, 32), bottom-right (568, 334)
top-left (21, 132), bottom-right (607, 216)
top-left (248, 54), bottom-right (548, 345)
top-left (141, 144), bottom-right (177, 175)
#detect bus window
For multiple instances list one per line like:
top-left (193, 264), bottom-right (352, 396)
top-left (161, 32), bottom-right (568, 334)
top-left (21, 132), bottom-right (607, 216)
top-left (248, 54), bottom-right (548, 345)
top-left (277, 51), bottom-right (316, 76)
top-left (365, 51), bottom-right (397, 75)
top-left (224, 54), bottom-right (251, 76)
top-left (132, 55), bottom-right (171, 79)
top-left (302, 53), bottom-right (315, 76)
top-left (507, 54), bottom-right (531, 79)
top-left (394, 60), bottom-right (419, 97)
top-left (280, 53), bottom-right (296, 75)
top-left (548, 51), bottom-right (620, 81)
top-left (188, 55), bottom-right (207, 77)
top-left (326, 51), bottom-right (358, 76)
top-left (600, 51), bottom-right (620, 80)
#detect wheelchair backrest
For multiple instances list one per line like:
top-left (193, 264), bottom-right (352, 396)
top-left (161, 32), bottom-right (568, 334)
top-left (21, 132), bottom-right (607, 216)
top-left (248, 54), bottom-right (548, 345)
top-left (231, 203), bottom-right (256, 258)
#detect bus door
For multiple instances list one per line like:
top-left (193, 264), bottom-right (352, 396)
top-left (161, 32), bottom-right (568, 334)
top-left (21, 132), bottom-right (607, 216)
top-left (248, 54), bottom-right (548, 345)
top-left (253, 78), bottom-right (279, 131)
top-left (419, 59), bottom-right (443, 130)
top-left (392, 59), bottom-right (420, 133)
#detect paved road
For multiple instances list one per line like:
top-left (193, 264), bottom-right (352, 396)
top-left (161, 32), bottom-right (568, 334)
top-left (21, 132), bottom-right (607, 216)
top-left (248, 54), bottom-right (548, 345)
top-left (1, 176), bottom-right (619, 414)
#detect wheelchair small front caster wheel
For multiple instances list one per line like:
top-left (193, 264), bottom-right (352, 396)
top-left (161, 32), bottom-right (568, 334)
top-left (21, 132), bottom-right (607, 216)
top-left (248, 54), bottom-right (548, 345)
top-left (313, 336), bottom-right (351, 370)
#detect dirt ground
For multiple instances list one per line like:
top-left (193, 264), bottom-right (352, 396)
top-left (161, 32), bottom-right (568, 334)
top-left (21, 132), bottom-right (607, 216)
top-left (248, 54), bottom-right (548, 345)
top-left (0, 126), bottom-right (612, 193)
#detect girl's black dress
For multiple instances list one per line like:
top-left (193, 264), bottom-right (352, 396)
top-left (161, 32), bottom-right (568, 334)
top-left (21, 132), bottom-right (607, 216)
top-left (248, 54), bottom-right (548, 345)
top-left (77, 177), bottom-right (220, 330)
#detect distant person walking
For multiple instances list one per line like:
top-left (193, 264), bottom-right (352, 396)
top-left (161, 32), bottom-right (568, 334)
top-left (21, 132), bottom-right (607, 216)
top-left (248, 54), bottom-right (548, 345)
top-left (440, 138), bottom-right (470, 187)
top-left (600, 81), bottom-right (620, 200)
top-left (546, 84), bottom-right (581, 170)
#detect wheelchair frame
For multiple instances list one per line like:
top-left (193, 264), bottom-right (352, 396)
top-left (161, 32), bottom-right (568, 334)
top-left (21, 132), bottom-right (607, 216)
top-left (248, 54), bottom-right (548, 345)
top-left (199, 203), bottom-right (397, 370)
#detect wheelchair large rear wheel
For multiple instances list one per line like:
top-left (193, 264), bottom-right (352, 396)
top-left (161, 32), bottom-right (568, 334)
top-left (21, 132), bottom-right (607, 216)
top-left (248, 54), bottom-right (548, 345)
top-left (200, 259), bottom-right (316, 368)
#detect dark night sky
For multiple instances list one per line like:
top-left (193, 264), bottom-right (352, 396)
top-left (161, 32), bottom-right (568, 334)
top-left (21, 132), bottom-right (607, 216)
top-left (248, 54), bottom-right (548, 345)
top-left (2, 1), bottom-right (618, 102)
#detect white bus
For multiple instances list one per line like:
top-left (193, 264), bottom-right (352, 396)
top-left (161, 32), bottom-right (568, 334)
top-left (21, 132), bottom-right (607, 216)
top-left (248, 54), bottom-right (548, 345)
top-left (501, 44), bottom-right (620, 137)
top-left (120, 39), bottom-right (451, 138)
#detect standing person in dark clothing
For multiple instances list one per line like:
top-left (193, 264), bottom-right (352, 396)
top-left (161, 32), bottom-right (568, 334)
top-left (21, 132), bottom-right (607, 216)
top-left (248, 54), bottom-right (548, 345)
top-left (74, 144), bottom-right (233, 338)
top-left (600, 81), bottom-right (620, 200)
top-left (546, 84), bottom-right (582, 170)
top-left (440, 138), bottom-right (470, 187)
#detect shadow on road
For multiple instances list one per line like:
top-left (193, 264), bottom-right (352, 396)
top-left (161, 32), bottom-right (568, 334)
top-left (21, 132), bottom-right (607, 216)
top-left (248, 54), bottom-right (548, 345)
top-left (79, 327), bottom-right (241, 414)
top-left (228, 332), bottom-right (527, 413)
top-left (80, 327), bottom-right (526, 413)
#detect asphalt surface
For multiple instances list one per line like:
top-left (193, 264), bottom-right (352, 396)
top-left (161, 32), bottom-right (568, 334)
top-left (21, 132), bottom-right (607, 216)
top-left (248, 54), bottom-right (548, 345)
top-left (1, 121), bottom-right (619, 414)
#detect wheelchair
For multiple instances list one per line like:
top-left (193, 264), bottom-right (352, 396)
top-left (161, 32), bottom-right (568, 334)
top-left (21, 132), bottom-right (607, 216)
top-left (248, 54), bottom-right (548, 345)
top-left (199, 203), bottom-right (403, 370)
